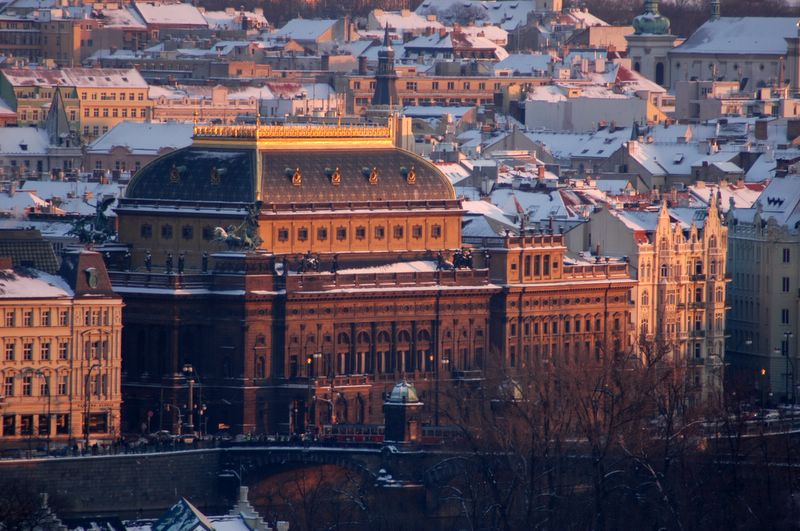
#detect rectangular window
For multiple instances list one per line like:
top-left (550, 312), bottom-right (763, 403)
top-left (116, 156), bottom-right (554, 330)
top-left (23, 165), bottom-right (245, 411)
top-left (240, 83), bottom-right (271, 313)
top-left (5, 342), bottom-right (14, 361)
top-left (317, 227), bottom-right (328, 241)
top-left (23, 310), bottom-right (32, 326)
top-left (181, 225), bottom-right (193, 240)
top-left (784, 248), bottom-right (791, 263)
top-left (277, 228), bottom-right (289, 241)
top-left (23, 342), bottom-right (33, 361)
top-left (161, 225), bottom-right (173, 239)
top-left (336, 227), bottom-right (347, 240)
top-left (41, 342), bottom-right (50, 360)
top-left (447, 81), bottom-right (454, 90)
top-left (783, 277), bottom-right (790, 292)
top-left (374, 226), bottom-right (385, 239)
top-left (58, 375), bottom-right (68, 395)
top-left (4, 376), bottom-right (13, 397)
top-left (782, 308), bottom-right (790, 324)
top-left (463, 81), bottom-right (471, 90)
top-left (431, 225), bottom-right (442, 238)
top-left (58, 341), bottom-right (68, 360)
top-left (393, 226), bottom-right (403, 239)
top-left (412, 225), bottom-right (422, 239)
top-left (355, 227), bottom-right (366, 240)
top-left (297, 228), bottom-right (308, 241)
top-left (5, 311), bottom-right (14, 327)
top-left (22, 375), bottom-right (32, 396)
top-left (41, 310), bottom-right (50, 326)
top-left (40, 377), bottom-right (49, 396)
top-left (20, 415), bottom-right (32, 435)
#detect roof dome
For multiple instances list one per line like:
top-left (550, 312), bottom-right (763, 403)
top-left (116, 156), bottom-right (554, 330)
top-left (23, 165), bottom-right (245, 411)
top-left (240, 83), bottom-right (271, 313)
top-left (633, 0), bottom-right (671, 36)
top-left (387, 380), bottom-right (420, 404)
top-left (126, 128), bottom-right (456, 206)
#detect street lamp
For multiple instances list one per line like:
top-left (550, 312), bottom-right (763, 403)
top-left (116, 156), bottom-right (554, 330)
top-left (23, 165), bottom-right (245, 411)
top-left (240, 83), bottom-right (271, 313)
top-left (84, 363), bottom-right (101, 450)
top-left (182, 364), bottom-right (199, 435)
top-left (306, 352), bottom-right (322, 434)
top-left (783, 332), bottom-right (795, 405)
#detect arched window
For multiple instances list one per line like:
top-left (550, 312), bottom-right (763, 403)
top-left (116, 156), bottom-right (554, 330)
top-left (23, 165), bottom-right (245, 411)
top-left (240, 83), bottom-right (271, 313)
top-left (660, 238), bottom-right (668, 251)
top-left (337, 333), bottom-right (350, 345)
top-left (655, 62), bottom-right (665, 85)
top-left (715, 288), bottom-right (723, 303)
top-left (709, 236), bottom-right (717, 249)
top-left (641, 290), bottom-right (649, 306)
top-left (695, 260), bottom-right (703, 275)
top-left (397, 330), bottom-right (412, 343)
top-left (417, 329), bottom-right (431, 342)
top-left (255, 356), bottom-right (265, 378)
top-left (660, 264), bottom-right (668, 278)
top-left (710, 260), bottom-right (717, 275)
top-left (695, 288), bottom-right (703, 303)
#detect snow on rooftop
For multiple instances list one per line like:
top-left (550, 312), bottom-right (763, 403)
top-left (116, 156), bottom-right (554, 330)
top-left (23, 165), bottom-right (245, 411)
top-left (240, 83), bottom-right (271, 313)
top-left (271, 18), bottom-right (337, 42)
top-left (0, 127), bottom-right (49, 156)
top-left (673, 17), bottom-right (798, 56)
top-left (86, 121), bottom-right (193, 156)
top-left (133, 1), bottom-right (208, 27)
top-left (0, 269), bottom-right (73, 299)
top-left (493, 53), bottom-right (551, 75)
top-left (370, 10), bottom-right (443, 32)
top-left (336, 260), bottom-right (438, 275)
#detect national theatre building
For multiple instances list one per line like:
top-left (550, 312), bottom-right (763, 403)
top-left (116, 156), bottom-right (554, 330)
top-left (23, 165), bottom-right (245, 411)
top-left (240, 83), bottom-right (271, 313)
top-left (110, 120), bottom-right (634, 436)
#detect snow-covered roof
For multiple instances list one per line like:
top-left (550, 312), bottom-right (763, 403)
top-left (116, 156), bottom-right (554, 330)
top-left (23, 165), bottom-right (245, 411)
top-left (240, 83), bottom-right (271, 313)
top-left (0, 268), bottom-right (73, 299)
top-left (493, 53), bottom-right (551, 75)
top-left (201, 9), bottom-right (268, 30)
top-left (672, 17), bottom-right (799, 56)
top-left (336, 260), bottom-right (438, 275)
top-left (18, 181), bottom-right (125, 216)
top-left (689, 181), bottom-right (762, 212)
top-left (271, 18), bottom-right (337, 42)
top-left (752, 175), bottom-right (800, 226)
top-left (370, 9), bottom-right (443, 32)
top-left (86, 121), bottom-right (193, 156)
top-left (629, 141), bottom-right (738, 177)
top-left (63, 67), bottom-right (147, 88)
top-left (490, 188), bottom-right (574, 223)
top-left (133, 1), bottom-right (208, 27)
top-left (435, 162), bottom-right (471, 186)
top-left (745, 152), bottom-right (778, 182)
top-left (565, 8), bottom-right (608, 27)
top-left (99, 6), bottom-right (146, 29)
top-left (523, 128), bottom-right (631, 162)
top-left (0, 127), bottom-right (49, 155)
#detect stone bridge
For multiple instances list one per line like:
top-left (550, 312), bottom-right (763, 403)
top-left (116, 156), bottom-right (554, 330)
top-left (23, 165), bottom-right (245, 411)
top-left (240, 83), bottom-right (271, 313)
top-left (0, 445), bottom-right (468, 518)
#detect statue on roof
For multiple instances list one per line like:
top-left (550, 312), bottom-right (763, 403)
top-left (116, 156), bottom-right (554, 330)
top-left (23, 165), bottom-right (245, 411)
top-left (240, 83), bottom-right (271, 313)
top-left (213, 201), bottom-right (263, 251)
top-left (69, 195), bottom-right (116, 244)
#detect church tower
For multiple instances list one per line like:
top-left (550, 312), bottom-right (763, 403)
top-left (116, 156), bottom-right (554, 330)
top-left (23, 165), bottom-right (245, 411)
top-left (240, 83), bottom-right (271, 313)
top-left (625, 0), bottom-right (679, 87)
top-left (372, 25), bottom-right (398, 107)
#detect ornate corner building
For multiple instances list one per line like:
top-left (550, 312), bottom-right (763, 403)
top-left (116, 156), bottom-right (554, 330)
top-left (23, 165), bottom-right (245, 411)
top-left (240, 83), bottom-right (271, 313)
top-left (111, 122), bottom-right (635, 436)
top-left (0, 249), bottom-right (123, 448)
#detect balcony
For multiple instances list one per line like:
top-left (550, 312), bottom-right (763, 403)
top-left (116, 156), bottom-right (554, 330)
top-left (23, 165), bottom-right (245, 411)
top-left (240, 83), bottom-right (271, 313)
top-left (690, 274), bottom-right (706, 281)
top-left (690, 329), bottom-right (706, 338)
top-left (452, 369), bottom-right (484, 382)
top-left (690, 302), bottom-right (706, 310)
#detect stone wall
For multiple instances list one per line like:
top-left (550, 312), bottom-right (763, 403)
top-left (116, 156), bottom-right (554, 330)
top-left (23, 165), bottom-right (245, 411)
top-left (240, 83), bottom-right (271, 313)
top-left (0, 449), bottom-right (225, 518)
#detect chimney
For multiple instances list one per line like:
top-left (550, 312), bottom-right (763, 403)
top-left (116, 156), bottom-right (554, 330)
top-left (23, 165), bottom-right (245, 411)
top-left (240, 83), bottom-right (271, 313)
top-left (357, 55), bottom-right (367, 75)
top-left (755, 119), bottom-right (768, 141)
top-left (787, 119), bottom-right (800, 142)
top-left (439, 27), bottom-right (447, 38)
top-left (537, 165), bottom-right (545, 180)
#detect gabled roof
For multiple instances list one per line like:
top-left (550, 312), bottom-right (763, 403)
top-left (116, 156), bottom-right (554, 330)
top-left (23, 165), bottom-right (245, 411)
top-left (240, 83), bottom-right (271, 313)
top-left (86, 121), bottom-right (193, 156)
top-left (672, 17), bottom-right (798, 56)
top-left (271, 18), bottom-right (337, 42)
top-left (133, 1), bottom-right (208, 27)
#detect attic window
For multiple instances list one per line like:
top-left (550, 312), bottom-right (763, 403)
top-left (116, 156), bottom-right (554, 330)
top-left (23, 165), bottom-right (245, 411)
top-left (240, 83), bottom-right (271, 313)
top-left (122, 77), bottom-right (128, 82)
top-left (105, 77), bottom-right (111, 82)
top-left (19, 143), bottom-right (27, 151)
top-left (36, 78), bottom-right (45, 83)
top-left (673, 153), bottom-right (684, 163)
top-left (581, 148), bottom-right (589, 154)
top-left (88, 76), bottom-right (94, 81)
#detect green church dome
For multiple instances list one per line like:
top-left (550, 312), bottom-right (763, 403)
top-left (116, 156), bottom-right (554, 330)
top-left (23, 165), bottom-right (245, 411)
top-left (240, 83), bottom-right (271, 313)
top-left (633, 0), bottom-right (671, 35)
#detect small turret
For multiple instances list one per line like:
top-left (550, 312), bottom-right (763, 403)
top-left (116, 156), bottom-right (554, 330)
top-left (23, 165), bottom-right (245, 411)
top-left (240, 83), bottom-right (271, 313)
top-left (633, 0), bottom-right (671, 36)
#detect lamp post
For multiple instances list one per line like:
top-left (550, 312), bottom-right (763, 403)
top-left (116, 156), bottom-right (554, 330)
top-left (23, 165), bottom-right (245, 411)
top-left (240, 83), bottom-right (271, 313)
top-left (84, 362), bottom-right (101, 450)
top-left (434, 356), bottom-right (450, 426)
top-left (306, 352), bottom-right (322, 435)
top-left (182, 364), bottom-right (197, 435)
top-left (784, 332), bottom-right (795, 405)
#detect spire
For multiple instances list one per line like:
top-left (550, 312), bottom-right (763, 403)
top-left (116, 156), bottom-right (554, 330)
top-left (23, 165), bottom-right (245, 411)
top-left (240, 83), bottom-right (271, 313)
top-left (383, 23), bottom-right (391, 48)
top-left (710, 0), bottom-right (721, 20)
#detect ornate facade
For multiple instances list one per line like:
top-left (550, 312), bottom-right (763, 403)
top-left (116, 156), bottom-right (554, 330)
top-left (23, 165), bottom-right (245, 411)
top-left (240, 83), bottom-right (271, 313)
top-left (112, 121), bottom-right (636, 436)
top-left (568, 200), bottom-right (729, 401)
top-left (0, 250), bottom-right (123, 448)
